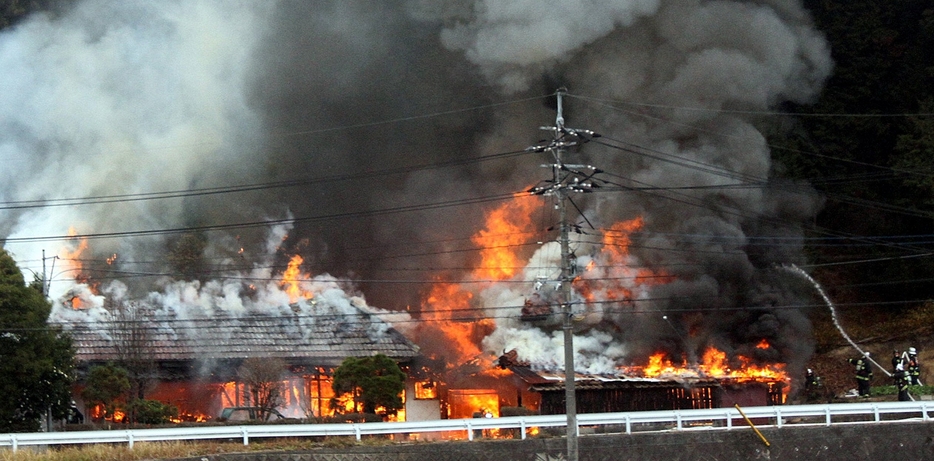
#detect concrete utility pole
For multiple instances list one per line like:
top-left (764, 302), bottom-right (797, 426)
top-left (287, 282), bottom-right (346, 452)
top-left (555, 89), bottom-right (578, 461)
top-left (527, 88), bottom-right (601, 461)
top-left (34, 249), bottom-right (58, 298)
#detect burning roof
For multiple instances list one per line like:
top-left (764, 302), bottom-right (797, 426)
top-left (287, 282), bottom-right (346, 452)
top-left (499, 344), bottom-right (789, 390)
top-left (58, 301), bottom-right (419, 370)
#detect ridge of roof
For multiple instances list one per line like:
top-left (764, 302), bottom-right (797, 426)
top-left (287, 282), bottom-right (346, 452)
top-left (56, 301), bottom-right (419, 365)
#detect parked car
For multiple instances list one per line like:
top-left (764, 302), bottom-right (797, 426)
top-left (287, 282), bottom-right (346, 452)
top-left (216, 406), bottom-right (289, 422)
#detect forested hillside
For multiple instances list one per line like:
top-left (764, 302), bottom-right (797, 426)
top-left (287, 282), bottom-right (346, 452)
top-left (771, 1), bottom-right (934, 314)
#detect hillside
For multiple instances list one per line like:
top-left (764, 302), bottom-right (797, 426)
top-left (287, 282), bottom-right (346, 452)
top-left (803, 301), bottom-right (934, 400)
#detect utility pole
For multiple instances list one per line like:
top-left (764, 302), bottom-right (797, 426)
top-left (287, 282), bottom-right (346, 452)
top-left (41, 249), bottom-right (49, 297)
top-left (527, 88), bottom-right (601, 461)
top-left (40, 250), bottom-right (57, 298)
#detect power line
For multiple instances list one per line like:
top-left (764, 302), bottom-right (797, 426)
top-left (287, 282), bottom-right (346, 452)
top-left (570, 91), bottom-right (934, 181)
top-left (0, 148), bottom-right (534, 211)
top-left (275, 93), bottom-right (550, 138)
top-left (32, 297), bottom-right (930, 336)
top-left (586, 139), bottom-right (934, 256)
top-left (2, 192), bottom-right (517, 243)
top-left (566, 92), bottom-right (934, 118)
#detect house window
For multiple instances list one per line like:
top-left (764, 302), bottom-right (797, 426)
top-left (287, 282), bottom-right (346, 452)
top-left (414, 380), bottom-right (438, 400)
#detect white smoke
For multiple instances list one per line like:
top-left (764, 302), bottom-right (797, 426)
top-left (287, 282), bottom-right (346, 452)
top-left (0, 0), bottom-right (270, 299)
top-left (48, 222), bottom-right (400, 348)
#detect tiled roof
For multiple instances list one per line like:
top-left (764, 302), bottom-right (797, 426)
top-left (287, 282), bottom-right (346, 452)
top-left (56, 304), bottom-right (420, 367)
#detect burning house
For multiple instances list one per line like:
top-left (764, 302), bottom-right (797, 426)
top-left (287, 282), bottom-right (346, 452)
top-left (59, 298), bottom-right (427, 422)
top-left (499, 348), bottom-right (786, 416)
top-left (396, 194), bottom-right (801, 422)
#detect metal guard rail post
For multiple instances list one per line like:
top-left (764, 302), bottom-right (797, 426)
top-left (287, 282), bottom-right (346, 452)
top-left (0, 401), bottom-right (930, 452)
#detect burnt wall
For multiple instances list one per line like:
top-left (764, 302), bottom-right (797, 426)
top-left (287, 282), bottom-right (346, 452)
top-left (539, 385), bottom-right (721, 414)
top-left (181, 421), bottom-right (934, 461)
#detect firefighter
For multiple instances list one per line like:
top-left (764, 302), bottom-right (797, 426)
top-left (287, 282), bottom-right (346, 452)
top-left (892, 350), bottom-right (905, 386)
top-left (897, 369), bottom-right (911, 402)
top-left (804, 368), bottom-right (822, 402)
top-left (847, 352), bottom-right (873, 397)
top-left (892, 349), bottom-right (904, 375)
top-left (907, 347), bottom-right (921, 385)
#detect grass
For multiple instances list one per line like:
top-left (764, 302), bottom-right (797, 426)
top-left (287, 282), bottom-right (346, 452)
top-left (871, 385), bottom-right (934, 397)
top-left (0, 437), bottom-right (395, 461)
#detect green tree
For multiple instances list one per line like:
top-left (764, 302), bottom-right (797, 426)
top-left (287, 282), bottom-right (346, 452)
top-left (81, 363), bottom-right (131, 422)
top-left (892, 98), bottom-right (934, 209)
top-left (770, 1), bottom-right (934, 307)
top-left (0, 248), bottom-right (75, 432)
top-left (331, 354), bottom-right (405, 416)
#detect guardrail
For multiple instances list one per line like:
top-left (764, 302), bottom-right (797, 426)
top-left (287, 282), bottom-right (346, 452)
top-left (2, 401), bottom-right (930, 452)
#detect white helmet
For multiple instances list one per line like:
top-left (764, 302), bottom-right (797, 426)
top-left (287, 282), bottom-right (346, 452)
top-left (909, 347), bottom-right (917, 355)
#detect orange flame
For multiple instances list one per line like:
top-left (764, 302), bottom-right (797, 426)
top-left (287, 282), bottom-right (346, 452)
top-left (420, 281), bottom-right (494, 364)
top-left (59, 227), bottom-right (89, 282)
top-left (470, 195), bottom-right (538, 281)
top-left (634, 346), bottom-right (787, 383)
top-left (415, 196), bottom-right (538, 366)
top-left (447, 389), bottom-right (499, 419)
top-left (280, 255), bottom-right (313, 303)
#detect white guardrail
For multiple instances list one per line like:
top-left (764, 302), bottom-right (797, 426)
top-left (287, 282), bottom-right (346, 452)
top-left (1, 401), bottom-right (931, 451)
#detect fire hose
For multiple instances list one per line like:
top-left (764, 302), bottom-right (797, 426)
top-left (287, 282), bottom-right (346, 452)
top-left (782, 264), bottom-right (915, 400)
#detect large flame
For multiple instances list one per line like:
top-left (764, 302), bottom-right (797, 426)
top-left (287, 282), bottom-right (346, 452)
top-left (59, 227), bottom-right (94, 309)
top-left (631, 346), bottom-right (788, 383)
top-left (415, 197), bottom-right (537, 366)
top-left (470, 194), bottom-right (538, 281)
top-left (59, 227), bottom-right (89, 274)
top-left (279, 254), bottom-right (313, 303)
top-left (422, 282), bottom-right (487, 362)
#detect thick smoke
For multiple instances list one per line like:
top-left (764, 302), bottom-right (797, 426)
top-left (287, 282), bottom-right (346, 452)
top-left (0, 0), bottom-right (831, 378)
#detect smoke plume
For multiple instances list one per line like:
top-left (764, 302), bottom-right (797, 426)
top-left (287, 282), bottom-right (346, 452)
top-left (0, 0), bottom-right (832, 378)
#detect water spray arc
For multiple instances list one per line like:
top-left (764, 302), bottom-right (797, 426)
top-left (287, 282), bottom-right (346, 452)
top-left (782, 264), bottom-right (891, 378)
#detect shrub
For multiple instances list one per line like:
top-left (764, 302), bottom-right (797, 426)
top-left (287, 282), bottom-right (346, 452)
top-left (126, 399), bottom-right (179, 424)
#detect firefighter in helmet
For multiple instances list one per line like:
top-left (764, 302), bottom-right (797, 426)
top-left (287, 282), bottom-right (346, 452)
top-left (847, 352), bottom-right (873, 397)
top-left (804, 368), bottom-right (822, 402)
top-left (907, 347), bottom-right (921, 385)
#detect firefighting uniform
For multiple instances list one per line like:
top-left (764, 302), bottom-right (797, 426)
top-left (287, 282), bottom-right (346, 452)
top-left (848, 356), bottom-right (872, 397)
top-left (897, 370), bottom-right (911, 401)
top-left (907, 354), bottom-right (921, 386)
